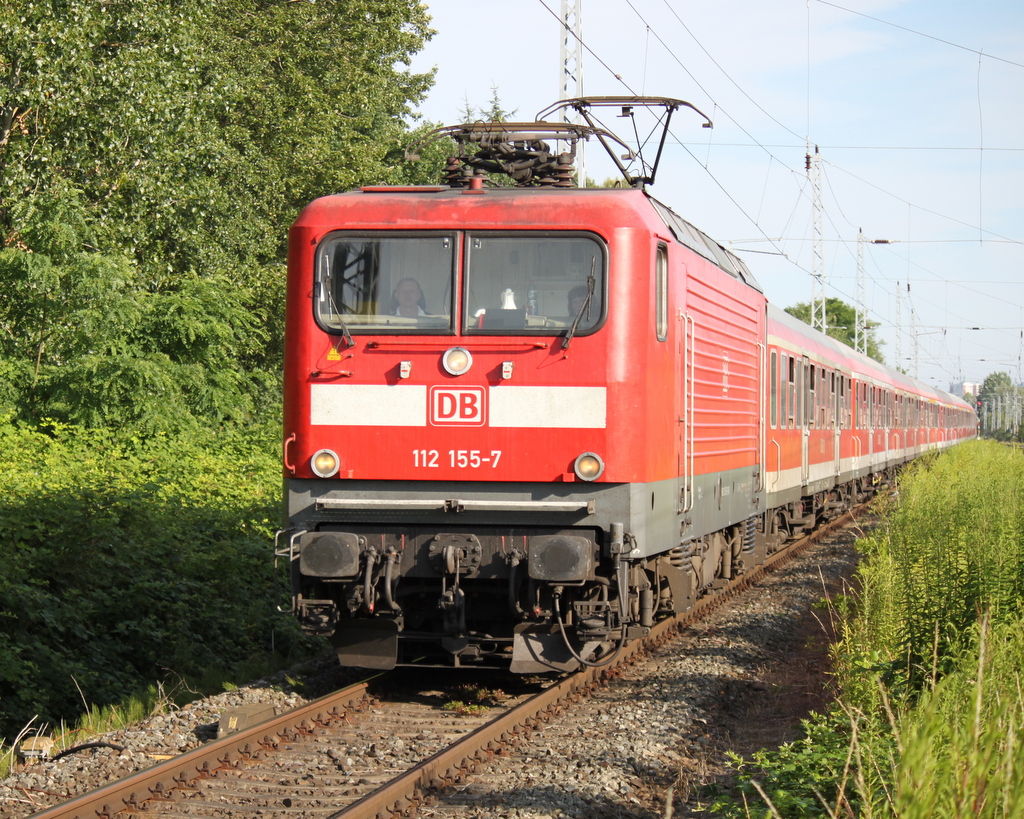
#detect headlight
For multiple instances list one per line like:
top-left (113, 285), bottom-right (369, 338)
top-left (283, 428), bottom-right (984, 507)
top-left (311, 449), bottom-right (340, 478)
top-left (442, 346), bottom-right (473, 376)
top-left (574, 452), bottom-right (604, 481)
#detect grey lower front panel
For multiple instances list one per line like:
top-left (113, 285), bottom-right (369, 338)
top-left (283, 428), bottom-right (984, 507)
top-left (288, 478), bottom-right (630, 543)
top-left (288, 469), bottom-right (762, 561)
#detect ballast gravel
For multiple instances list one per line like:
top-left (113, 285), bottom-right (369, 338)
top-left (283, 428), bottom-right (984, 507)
top-left (0, 520), bottom-right (865, 819)
top-left (0, 684), bottom-right (313, 818)
top-left (427, 522), bottom-right (864, 818)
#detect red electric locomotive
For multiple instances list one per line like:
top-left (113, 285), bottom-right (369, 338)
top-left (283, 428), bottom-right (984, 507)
top-left (279, 97), bottom-right (975, 673)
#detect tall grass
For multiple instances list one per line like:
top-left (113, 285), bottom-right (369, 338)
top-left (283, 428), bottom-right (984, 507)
top-left (719, 440), bottom-right (1024, 818)
top-left (889, 617), bottom-right (1024, 819)
top-left (836, 440), bottom-right (1024, 709)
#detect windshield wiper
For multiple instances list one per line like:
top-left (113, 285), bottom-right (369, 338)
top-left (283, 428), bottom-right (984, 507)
top-left (337, 317), bottom-right (355, 348)
top-left (562, 260), bottom-right (596, 350)
top-left (317, 279), bottom-right (355, 348)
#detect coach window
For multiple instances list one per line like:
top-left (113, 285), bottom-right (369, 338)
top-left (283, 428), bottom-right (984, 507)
top-left (656, 244), bottom-right (668, 341)
top-left (770, 351), bottom-right (778, 428)
top-left (780, 354), bottom-right (788, 428)
top-left (828, 371), bottom-right (835, 429)
top-left (840, 375), bottom-right (845, 429)
top-left (825, 371), bottom-right (831, 429)
top-left (788, 356), bottom-right (796, 428)
top-left (807, 365), bottom-right (816, 428)
top-left (315, 232), bottom-right (455, 334)
top-left (798, 360), bottom-right (807, 428)
top-left (818, 368), bottom-right (826, 428)
top-left (464, 233), bottom-right (606, 335)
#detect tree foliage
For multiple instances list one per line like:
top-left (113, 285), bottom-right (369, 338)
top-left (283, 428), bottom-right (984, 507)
top-left (786, 297), bottom-right (885, 364)
top-left (1, 0), bottom-right (438, 428)
top-left (0, 1), bottom-right (453, 735)
top-left (977, 371), bottom-right (1023, 441)
top-left (978, 371), bottom-right (1017, 402)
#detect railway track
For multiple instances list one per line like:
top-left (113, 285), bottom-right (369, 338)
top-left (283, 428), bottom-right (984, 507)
top-left (26, 506), bottom-right (863, 819)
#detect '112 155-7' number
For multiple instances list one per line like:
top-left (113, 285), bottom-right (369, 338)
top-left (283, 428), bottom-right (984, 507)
top-left (413, 449), bottom-right (502, 468)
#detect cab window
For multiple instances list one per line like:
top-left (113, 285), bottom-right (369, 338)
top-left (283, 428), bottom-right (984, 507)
top-left (463, 233), bottom-right (606, 335)
top-left (315, 232), bottom-right (455, 334)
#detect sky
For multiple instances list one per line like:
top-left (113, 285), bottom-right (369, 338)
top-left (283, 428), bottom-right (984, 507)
top-left (407, 0), bottom-right (1024, 392)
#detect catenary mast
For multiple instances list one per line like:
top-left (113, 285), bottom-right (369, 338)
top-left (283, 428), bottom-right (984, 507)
top-left (560, 0), bottom-right (585, 185)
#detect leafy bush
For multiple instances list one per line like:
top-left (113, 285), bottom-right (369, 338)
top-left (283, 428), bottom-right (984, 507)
top-left (0, 415), bottom-right (307, 741)
top-left (715, 708), bottom-right (896, 818)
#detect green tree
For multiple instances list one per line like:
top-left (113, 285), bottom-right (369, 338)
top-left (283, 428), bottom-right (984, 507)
top-left (0, 183), bottom-right (270, 429)
top-left (785, 297), bottom-right (885, 363)
top-left (1, 0), bottom-right (438, 426)
top-left (2, 0), bottom-right (435, 277)
top-left (460, 86), bottom-right (517, 123)
top-left (977, 371), bottom-right (1023, 440)
top-left (978, 371), bottom-right (1015, 401)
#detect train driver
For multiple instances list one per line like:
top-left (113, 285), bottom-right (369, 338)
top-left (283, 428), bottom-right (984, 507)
top-left (391, 278), bottom-right (427, 317)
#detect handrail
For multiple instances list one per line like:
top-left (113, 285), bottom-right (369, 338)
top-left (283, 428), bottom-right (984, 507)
top-left (316, 497), bottom-right (595, 514)
top-left (283, 432), bottom-right (297, 475)
top-left (682, 315), bottom-right (696, 513)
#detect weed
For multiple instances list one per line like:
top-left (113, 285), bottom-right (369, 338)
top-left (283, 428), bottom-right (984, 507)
top-left (444, 684), bottom-right (505, 706)
top-left (440, 700), bottom-right (487, 716)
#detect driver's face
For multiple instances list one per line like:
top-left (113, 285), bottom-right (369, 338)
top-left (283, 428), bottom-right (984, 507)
top-left (397, 282), bottom-right (421, 305)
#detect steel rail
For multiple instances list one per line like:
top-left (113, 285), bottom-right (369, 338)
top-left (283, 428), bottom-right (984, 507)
top-left (27, 505), bottom-right (865, 819)
top-left (26, 681), bottom-right (375, 819)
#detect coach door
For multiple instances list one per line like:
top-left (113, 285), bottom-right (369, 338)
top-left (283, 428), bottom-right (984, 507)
top-left (834, 373), bottom-right (842, 477)
top-left (800, 356), bottom-right (810, 484)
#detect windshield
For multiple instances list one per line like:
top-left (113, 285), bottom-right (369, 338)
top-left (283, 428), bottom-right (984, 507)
top-left (463, 234), bottom-right (605, 334)
top-left (315, 233), bottom-right (456, 333)
top-left (314, 231), bottom-right (605, 337)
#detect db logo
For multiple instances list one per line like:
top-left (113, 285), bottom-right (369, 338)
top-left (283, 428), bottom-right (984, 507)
top-left (430, 387), bottom-right (486, 426)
